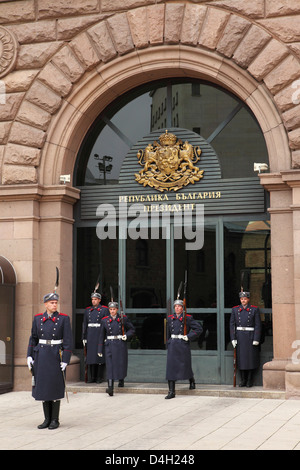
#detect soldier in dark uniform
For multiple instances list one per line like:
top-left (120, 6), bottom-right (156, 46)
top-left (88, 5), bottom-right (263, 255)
top-left (230, 290), bottom-right (262, 387)
top-left (98, 301), bottom-right (135, 396)
top-left (82, 292), bottom-right (108, 383)
top-left (27, 292), bottom-right (72, 429)
top-left (165, 299), bottom-right (202, 399)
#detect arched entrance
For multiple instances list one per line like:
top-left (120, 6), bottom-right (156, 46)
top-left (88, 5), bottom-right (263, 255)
top-left (34, 35), bottom-right (292, 387)
top-left (73, 77), bottom-right (272, 384)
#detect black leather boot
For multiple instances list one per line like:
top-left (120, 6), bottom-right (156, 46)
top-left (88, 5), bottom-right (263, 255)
top-left (96, 365), bottom-right (103, 384)
top-left (38, 401), bottom-right (51, 429)
top-left (88, 364), bottom-right (96, 383)
top-left (48, 400), bottom-right (60, 430)
top-left (118, 379), bottom-right (124, 387)
top-left (239, 370), bottom-right (247, 387)
top-left (165, 381), bottom-right (175, 399)
top-left (106, 379), bottom-right (114, 396)
top-left (246, 370), bottom-right (253, 387)
top-left (189, 378), bottom-right (196, 390)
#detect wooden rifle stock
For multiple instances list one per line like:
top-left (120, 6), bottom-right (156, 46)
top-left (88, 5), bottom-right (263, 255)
top-left (183, 270), bottom-right (187, 336)
top-left (59, 349), bottom-right (69, 403)
top-left (84, 343), bottom-right (88, 383)
top-left (233, 347), bottom-right (237, 387)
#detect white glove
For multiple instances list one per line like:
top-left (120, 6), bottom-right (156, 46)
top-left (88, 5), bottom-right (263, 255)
top-left (60, 362), bottom-right (67, 371)
top-left (122, 335), bottom-right (127, 341)
top-left (253, 341), bottom-right (259, 346)
top-left (232, 340), bottom-right (237, 348)
top-left (82, 339), bottom-right (87, 346)
top-left (98, 353), bottom-right (103, 357)
top-left (182, 335), bottom-right (188, 342)
top-left (27, 356), bottom-right (34, 370)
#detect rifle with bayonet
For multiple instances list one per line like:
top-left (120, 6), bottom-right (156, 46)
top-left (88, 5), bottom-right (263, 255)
top-left (183, 270), bottom-right (187, 336)
top-left (55, 267), bottom-right (69, 402)
top-left (118, 276), bottom-right (125, 336)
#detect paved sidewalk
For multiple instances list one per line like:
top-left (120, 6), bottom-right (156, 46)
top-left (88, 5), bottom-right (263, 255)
top-left (1, 387), bottom-right (300, 450)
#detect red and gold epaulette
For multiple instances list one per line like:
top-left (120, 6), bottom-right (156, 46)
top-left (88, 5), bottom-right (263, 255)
top-left (35, 313), bottom-right (43, 317)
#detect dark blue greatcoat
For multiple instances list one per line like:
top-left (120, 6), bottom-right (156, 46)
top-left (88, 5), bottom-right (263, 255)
top-left (166, 313), bottom-right (202, 381)
top-left (27, 311), bottom-right (72, 401)
top-left (230, 304), bottom-right (261, 370)
top-left (98, 314), bottom-right (135, 380)
top-left (82, 305), bottom-right (108, 364)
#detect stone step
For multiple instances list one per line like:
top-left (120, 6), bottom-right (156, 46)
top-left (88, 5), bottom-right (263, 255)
top-left (66, 382), bottom-right (286, 399)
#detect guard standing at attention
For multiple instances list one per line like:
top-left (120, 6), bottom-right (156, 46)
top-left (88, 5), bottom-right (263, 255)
top-left (82, 292), bottom-right (108, 383)
top-left (98, 300), bottom-right (135, 396)
top-left (230, 290), bottom-right (262, 387)
top-left (27, 288), bottom-right (72, 429)
top-left (165, 298), bottom-right (202, 399)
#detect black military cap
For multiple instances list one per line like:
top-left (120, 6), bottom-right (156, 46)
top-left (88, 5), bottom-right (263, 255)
top-left (43, 292), bottom-right (59, 303)
top-left (239, 291), bottom-right (250, 298)
top-left (91, 292), bottom-right (101, 299)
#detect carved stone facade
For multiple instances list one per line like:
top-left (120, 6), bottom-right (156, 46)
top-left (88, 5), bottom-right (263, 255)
top-left (0, 0), bottom-right (300, 395)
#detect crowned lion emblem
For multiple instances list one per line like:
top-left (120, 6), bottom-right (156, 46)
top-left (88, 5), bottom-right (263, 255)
top-left (135, 130), bottom-right (204, 192)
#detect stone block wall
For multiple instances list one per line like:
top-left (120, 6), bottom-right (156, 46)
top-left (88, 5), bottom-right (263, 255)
top-left (0, 0), bottom-right (299, 184)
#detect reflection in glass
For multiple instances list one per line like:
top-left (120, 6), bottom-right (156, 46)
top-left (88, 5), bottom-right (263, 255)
top-left (174, 226), bottom-right (216, 308)
top-left (77, 80), bottom-right (268, 186)
top-left (129, 313), bottom-right (165, 350)
top-left (224, 221), bottom-right (271, 309)
top-left (192, 313), bottom-right (217, 351)
top-left (76, 227), bottom-right (118, 309)
top-left (126, 233), bottom-right (166, 309)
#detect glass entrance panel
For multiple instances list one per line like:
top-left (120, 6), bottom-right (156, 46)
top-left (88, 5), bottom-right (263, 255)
top-left (75, 227), bottom-right (118, 348)
top-left (174, 224), bottom-right (219, 383)
top-left (174, 225), bottom-right (216, 309)
top-left (0, 285), bottom-right (14, 393)
top-left (126, 233), bottom-right (166, 309)
top-left (126, 232), bottom-right (166, 351)
top-left (223, 220), bottom-right (273, 384)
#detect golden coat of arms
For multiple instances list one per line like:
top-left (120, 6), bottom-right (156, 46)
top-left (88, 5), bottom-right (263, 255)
top-left (135, 130), bottom-right (204, 192)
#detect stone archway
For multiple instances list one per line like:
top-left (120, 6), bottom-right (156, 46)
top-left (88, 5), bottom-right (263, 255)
top-left (2, 3), bottom-right (299, 185)
top-left (41, 45), bottom-right (291, 185)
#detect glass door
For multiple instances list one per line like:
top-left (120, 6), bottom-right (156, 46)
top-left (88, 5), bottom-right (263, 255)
top-left (223, 219), bottom-right (273, 385)
top-left (174, 222), bottom-right (221, 383)
top-left (123, 219), bottom-right (221, 384)
top-left (0, 285), bottom-right (15, 393)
